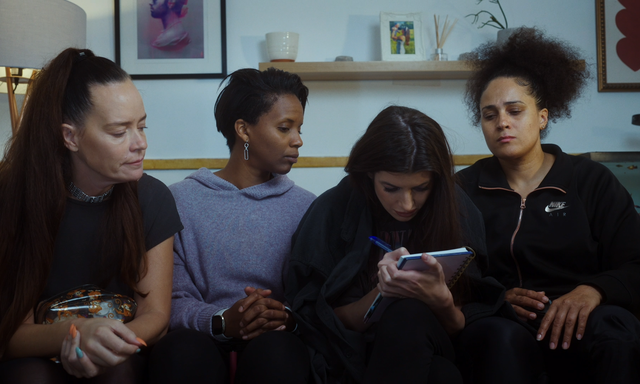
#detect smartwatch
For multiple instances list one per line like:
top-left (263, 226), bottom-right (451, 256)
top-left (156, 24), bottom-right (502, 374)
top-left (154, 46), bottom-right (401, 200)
top-left (212, 314), bottom-right (226, 336)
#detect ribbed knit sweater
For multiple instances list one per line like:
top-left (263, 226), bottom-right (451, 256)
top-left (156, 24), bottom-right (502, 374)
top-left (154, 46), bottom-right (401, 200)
top-left (169, 168), bottom-right (315, 335)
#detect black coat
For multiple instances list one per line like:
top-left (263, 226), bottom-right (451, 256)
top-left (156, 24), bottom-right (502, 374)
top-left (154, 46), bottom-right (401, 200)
top-left (285, 176), bottom-right (511, 383)
top-left (457, 144), bottom-right (640, 311)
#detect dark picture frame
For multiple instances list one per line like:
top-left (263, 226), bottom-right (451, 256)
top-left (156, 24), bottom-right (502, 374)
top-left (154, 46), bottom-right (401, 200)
top-left (596, 0), bottom-right (640, 92)
top-left (115, 0), bottom-right (227, 79)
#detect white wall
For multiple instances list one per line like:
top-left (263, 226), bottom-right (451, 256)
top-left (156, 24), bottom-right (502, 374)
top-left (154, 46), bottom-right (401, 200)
top-left (2, 0), bottom-right (639, 196)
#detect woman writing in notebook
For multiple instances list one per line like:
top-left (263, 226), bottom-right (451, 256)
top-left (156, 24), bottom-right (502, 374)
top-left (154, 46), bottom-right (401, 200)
top-left (286, 106), bottom-right (508, 383)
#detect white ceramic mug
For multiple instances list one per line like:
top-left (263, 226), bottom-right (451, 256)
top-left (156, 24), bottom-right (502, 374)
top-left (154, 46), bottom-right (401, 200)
top-left (265, 32), bottom-right (299, 62)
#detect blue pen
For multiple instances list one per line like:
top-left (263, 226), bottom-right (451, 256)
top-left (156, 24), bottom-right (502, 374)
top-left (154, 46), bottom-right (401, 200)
top-left (369, 236), bottom-right (393, 253)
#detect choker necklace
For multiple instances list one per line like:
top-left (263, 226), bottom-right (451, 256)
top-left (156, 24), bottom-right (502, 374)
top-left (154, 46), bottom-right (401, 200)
top-left (67, 182), bottom-right (114, 203)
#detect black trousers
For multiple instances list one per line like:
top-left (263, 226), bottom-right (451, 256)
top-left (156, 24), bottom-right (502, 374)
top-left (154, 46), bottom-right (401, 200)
top-left (0, 352), bottom-right (147, 384)
top-left (456, 305), bottom-right (640, 384)
top-left (148, 328), bottom-right (310, 384)
top-left (363, 298), bottom-right (462, 384)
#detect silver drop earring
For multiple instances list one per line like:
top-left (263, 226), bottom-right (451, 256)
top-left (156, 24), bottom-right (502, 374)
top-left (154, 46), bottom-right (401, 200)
top-left (244, 141), bottom-right (249, 160)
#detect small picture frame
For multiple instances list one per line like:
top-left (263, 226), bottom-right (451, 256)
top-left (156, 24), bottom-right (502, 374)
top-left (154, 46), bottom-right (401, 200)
top-left (596, 0), bottom-right (640, 92)
top-left (115, 0), bottom-right (227, 79)
top-left (380, 12), bottom-right (426, 62)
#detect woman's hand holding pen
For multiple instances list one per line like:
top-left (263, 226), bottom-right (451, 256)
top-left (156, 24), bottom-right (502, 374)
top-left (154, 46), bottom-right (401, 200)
top-left (369, 237), bottom-right (464, 334)
top-left (377, 248), bottom-right (452, 309)
top-left (377, 248), bottom-right (464, 334)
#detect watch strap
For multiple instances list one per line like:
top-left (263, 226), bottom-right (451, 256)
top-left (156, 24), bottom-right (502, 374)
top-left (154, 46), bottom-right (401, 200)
top-left (212, 309), bottom-right (232, 341)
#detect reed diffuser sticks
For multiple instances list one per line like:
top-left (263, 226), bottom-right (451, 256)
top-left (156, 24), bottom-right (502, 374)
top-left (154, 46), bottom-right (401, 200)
top-left (434, 15), bottom-right (457, 49)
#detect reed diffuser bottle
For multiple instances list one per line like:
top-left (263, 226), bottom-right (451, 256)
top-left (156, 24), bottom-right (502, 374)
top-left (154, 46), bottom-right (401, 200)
top-left (432, 15), bottom-right (456, 61)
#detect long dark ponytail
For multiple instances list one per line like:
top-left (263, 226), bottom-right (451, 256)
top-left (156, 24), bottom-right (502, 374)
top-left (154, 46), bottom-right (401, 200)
top-left (0, 48), bottom-right (146, 355)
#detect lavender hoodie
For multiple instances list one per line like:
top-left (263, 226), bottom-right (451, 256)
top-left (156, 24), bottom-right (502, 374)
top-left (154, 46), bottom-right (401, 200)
top-left (168, 168), bottom-right (315, 335)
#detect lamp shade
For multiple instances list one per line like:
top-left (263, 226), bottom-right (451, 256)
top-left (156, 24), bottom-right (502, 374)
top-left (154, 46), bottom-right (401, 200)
top-left (0, 0), bottom-right (86, 69)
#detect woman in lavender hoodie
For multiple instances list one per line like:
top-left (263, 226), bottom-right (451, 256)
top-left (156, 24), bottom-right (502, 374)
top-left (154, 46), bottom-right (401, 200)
top-left (149, 68), bottom-right (316, 383)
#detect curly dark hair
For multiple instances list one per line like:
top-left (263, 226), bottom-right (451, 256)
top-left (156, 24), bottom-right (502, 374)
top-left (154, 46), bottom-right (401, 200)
top-left (464, 27), bottom-right (590, 138)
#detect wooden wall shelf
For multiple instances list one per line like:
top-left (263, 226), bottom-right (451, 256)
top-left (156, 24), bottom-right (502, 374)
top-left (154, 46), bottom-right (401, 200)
top-left (258, 60), bottom-right (586, 82)
top-left (143, 155), bottom-right (492, 170)
top-left (258, 61), bottom-right (474, 81)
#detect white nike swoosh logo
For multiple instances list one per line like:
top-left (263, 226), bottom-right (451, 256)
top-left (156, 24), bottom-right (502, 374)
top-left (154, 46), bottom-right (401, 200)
top-left (545, 206), bottom-right (568, 212)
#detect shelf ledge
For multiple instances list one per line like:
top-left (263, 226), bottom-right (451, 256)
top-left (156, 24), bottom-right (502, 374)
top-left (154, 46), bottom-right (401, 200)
top-left (143, 155), bottom-right (493, 170)
top-left (258, 61), bottom-right (473, 81)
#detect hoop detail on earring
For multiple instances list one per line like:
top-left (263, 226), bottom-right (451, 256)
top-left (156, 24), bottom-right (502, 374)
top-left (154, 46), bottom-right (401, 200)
top-left (244, 141), bottom-right (249, 161)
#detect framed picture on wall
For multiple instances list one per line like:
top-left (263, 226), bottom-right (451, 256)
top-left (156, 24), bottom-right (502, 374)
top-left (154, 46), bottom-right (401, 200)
top-left (596, 0), bottom-right (640, 92)
top-left (380, 12), bottom-right (426, 61)
top-left (115, 0), bottom-right (227, 79)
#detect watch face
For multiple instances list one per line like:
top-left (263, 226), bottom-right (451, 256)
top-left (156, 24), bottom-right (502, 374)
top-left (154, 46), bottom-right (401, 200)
top-left (212, 315), bottom-right (223, 335)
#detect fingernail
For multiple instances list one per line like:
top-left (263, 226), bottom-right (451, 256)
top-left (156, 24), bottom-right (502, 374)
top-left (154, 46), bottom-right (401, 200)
top-left (529, 313), bottom-right (536, 319)
top-left (562, 342), bottom-right (568, 350)
top-left (536, 334), bottom-right (543, 341)
top-left (543, 296), bottom-right (549, 302)
top-left (75, 347), bottom-right (84, 358)
top-left (69, 324), bottom-right (77, 338)
top-left (135, 337), bottom-right (147, 347)
top-left (276, 325), bottom-right (286, 331)
top-left (537, 303), bottom-right (544, 309)
top-left (239, 322), bottom-right (244, 328)
top-left (136, 348), bottom-right (141, 353)
top-left (549, 342), bottom-right (556, 350)
top-left (576, 333), bottom-right (582, 340)
top-left (239, 330), bottom-right (244, 335)
top-left (239, 306), bottom-right (244, 312)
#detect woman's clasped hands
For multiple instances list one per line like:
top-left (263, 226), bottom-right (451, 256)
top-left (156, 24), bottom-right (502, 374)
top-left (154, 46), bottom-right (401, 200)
top-left (224, 287), bottom-right (294, 341)
top-left (60, 318), bottom-right (145, 378)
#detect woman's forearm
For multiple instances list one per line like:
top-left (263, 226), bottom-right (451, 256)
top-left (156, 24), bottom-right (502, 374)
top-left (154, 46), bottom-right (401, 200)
top-left (432, 303), bottom-right (465, 336)
top-left (4, 320), bottom-right (72, 360)
top-left (333, 288), bottom-right (380, 333)
top-left (126, 237), bottom-right (174, 345)
top-left (125, 310), bottom-right (170, 346)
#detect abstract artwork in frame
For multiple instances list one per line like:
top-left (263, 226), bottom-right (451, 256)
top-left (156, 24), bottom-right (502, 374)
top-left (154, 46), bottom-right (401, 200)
top-left (115, 0), bottom-right (227, 79)
top-left (380, 12), bottom-right (426, 61)
top-left (596, 0), bottom-right (640, 92)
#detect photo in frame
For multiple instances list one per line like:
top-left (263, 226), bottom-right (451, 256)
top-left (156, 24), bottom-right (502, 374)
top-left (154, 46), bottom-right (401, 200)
top-left (380, 12), bottom-right (426, 61)
top-left (596, 0), bottom-right (640, 92)
top-left (115, 0), bottom-right (227, 79)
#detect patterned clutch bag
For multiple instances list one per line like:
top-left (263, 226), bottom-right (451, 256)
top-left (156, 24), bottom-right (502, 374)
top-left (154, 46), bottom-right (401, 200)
top-left (36, 284), bottom-right (137, 324)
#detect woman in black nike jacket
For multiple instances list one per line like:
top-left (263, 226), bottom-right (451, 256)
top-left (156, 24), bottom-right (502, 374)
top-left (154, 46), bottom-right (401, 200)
top-left (456, 27), bottom-right (640, 384)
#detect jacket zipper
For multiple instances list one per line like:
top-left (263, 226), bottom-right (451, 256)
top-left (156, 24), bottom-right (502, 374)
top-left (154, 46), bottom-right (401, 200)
top-left (511, 198), bottom-right (526, 287)
top-left (480, 185), bottom-right (566, 288)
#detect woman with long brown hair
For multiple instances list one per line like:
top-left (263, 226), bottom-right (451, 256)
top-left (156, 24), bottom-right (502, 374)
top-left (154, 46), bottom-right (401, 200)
top-left (0, 48), bottom-right (182, 382)
top-left (285, 105), bottom-right (507, 383)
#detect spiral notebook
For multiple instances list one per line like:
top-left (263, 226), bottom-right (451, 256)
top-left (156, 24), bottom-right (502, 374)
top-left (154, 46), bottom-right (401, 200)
top-left (363, 247), bottom-right (475, 323)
